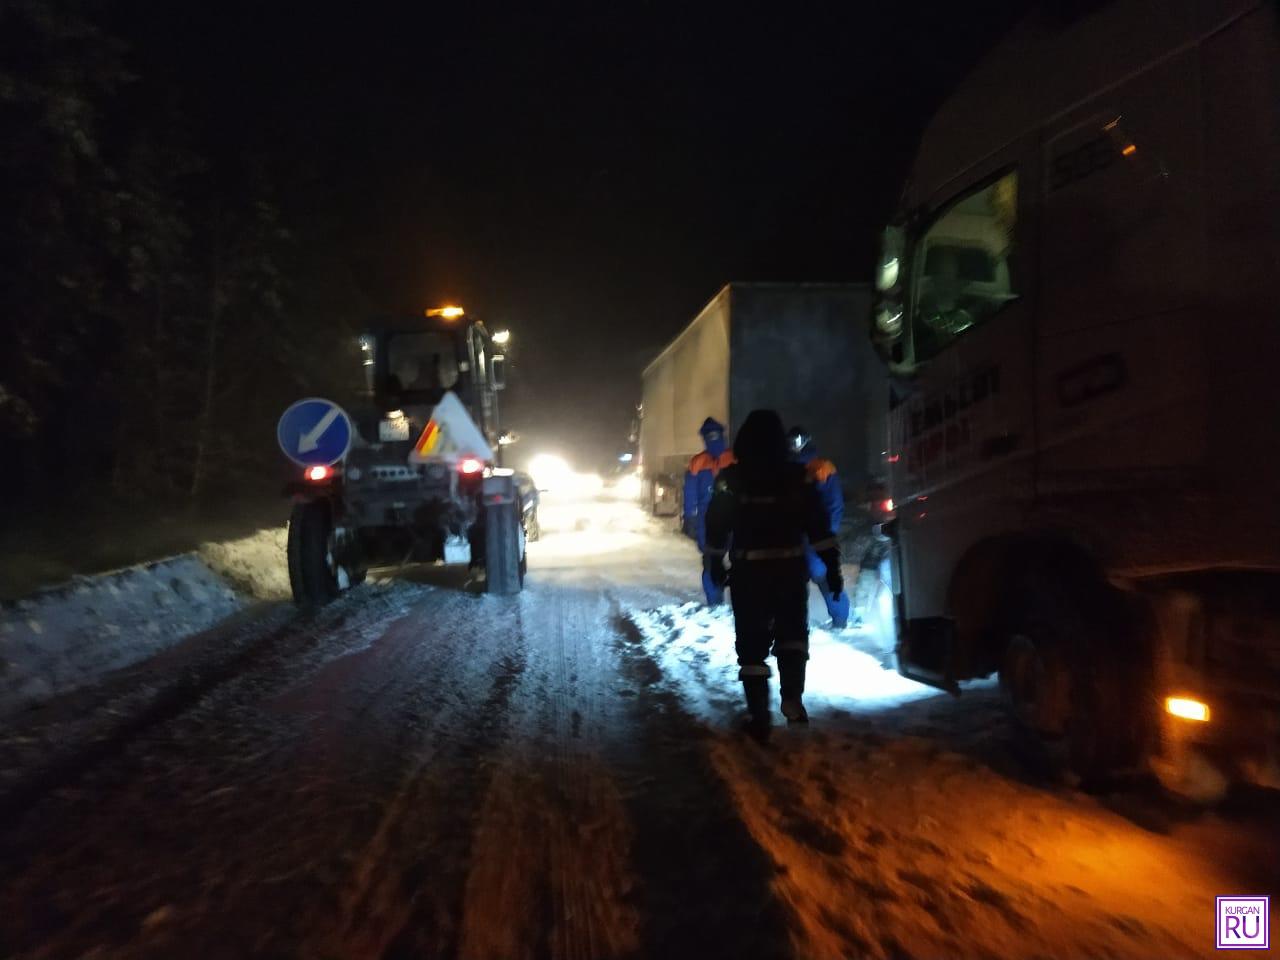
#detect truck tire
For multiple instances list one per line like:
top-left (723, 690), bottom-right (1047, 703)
top-left (485, 500), bottom-right (524, 595)
top-left (288, 500), bottom-right (339, 607)
top-left (999, 572), bottom-right (1150, 786)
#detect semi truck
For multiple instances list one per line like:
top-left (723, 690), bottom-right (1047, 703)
top-left (640, 283), bottom-right (883, 517)
top-left (869, 0), bottom-right (1279, 797)
top-left (285, 307), bottom-right (530, 603)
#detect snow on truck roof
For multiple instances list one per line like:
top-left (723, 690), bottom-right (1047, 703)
top-left (906, 0), bottom-right (1264, 209)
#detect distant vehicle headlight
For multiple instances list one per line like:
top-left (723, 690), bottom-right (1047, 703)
top-left (529, 453), bottom-right (572, 489)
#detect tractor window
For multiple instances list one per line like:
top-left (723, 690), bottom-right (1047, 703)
top-left (910, 171), bottom-right (1019, 361)
top-left (386, 332), bottom-right (460, 394)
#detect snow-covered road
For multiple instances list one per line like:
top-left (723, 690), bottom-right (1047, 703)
top-left (1, 492), bottom-right (1275, 959)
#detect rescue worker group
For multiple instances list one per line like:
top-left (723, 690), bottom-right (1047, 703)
top-left (683, 411), bottom-right (846, 740)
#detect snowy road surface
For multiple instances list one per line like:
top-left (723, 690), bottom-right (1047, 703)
top-left (1, 492), bottom-right (1276, 959)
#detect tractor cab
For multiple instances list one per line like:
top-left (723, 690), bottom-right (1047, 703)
top-left (358, 306), bottom-right (507, 452)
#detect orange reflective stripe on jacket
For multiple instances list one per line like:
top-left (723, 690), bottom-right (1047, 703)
top-left (806, 458), bottom-right (836, 484)
top-left (689, 450), bottom-right (736, 475)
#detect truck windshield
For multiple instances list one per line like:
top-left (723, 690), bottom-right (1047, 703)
top-left (386, 331), bottom-right (461, 393)
top-left (910, 171), bottom-right (1019, 361)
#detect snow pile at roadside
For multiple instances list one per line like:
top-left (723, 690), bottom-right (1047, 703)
top-left (0, 555), bottom-right (243, 717)
top-left (628, 601), bottom-right (935, 723)
top-left (198, 526), bottom-right (291, 600)
top-left (0, 526), bottom-right (291, 718)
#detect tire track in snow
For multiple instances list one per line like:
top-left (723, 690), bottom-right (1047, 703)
top-left (607, 605), bottom-right (795, 960)
top-left (454, 585), bottom-right (638, 960)
top-left (295, 593), bottom-right (531, 960)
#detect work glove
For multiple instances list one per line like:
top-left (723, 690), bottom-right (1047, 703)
top-left (704, 554), bottom-right (729, 589)
top-left (820, 549), bottom-right (843, 599)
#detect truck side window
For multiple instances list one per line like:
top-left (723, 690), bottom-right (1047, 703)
top-left (911, 171), bottom-right (1019, 361)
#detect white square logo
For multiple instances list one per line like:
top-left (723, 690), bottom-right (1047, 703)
top-left (1218, 896), bottom-right (1270, 950)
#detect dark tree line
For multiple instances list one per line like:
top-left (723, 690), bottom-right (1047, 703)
top-left (0, 0), bottom-right (363, 512)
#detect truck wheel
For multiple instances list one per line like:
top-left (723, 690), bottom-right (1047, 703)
top-left (1000, 574), bottom-right (1148, 786)
top-left (1001, 628), bottom-right (1073, 777)
top-left (485, 499), bottom-right (524, 595)
top-left (288, 500), bottom-right (339, 607)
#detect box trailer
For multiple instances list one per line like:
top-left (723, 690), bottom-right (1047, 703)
top-left (640, 283), bottom-right (882, 517)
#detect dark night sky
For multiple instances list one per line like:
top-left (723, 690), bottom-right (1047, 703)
top-left (111, 0), bottom-right (1030, 467)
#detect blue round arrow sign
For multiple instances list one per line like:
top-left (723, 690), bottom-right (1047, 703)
top-left (277, 398), bottom-right (354, 466)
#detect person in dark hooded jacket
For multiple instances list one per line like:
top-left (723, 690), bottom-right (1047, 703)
top-left (703, 409), bottom-right (843, 737)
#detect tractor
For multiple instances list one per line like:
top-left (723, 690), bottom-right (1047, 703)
top-left (284, 307), bottom-right (534, 603)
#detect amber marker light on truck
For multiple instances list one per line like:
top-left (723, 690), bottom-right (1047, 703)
top-left (426, 305), bottom-right (465, 319)
top-left (1165, 696), bottom-right (1210, 722)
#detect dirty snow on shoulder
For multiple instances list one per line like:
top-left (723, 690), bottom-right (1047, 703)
top-left (0, 527), bottom-right (288, 718)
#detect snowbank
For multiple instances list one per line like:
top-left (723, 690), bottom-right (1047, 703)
top-left (0, 526), bottom-right (291, 718)
top-left (198, 526), bottom-right (291, 600)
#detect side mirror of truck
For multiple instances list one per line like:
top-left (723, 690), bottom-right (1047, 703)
top-left (491, 354), bottom-right (507, 390)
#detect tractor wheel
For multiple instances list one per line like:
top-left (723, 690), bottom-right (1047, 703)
top-left (485, 499), bottom-right (524, 595)
top-left (288, 500), bottom-right (339, 607)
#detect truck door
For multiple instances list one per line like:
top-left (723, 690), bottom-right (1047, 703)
top-left (1035, 50), bottom-right (1208, 518)
top-left (890, 154), bottom-right (1038, 679)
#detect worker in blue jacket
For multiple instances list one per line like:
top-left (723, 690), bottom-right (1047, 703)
top-left (683, 417), bottom-right (735, 604)
top-left (787, 426), bottom-right (850, 628)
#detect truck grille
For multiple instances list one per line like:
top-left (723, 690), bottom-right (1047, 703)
top-left (369, 465), bottom-right (418, 482)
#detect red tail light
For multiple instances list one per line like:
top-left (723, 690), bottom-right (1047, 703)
top-left (458, 457), bottom-right (484, 475)
top-left (878, 498), bottom-right (895, 514)
top-left (305, 465), bottom-right (333, 482)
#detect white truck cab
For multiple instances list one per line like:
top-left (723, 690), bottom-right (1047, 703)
top-left (871, 0), bottom-right (1280, 797)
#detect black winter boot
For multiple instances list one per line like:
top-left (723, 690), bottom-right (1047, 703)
top-left (741, 677), bottom-right (771, 742)
top-left (779, 656), bottom-right (808, 724)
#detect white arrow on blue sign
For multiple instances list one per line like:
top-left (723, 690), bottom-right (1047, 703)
top-left (277, 398), bottom-right (354, 466)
